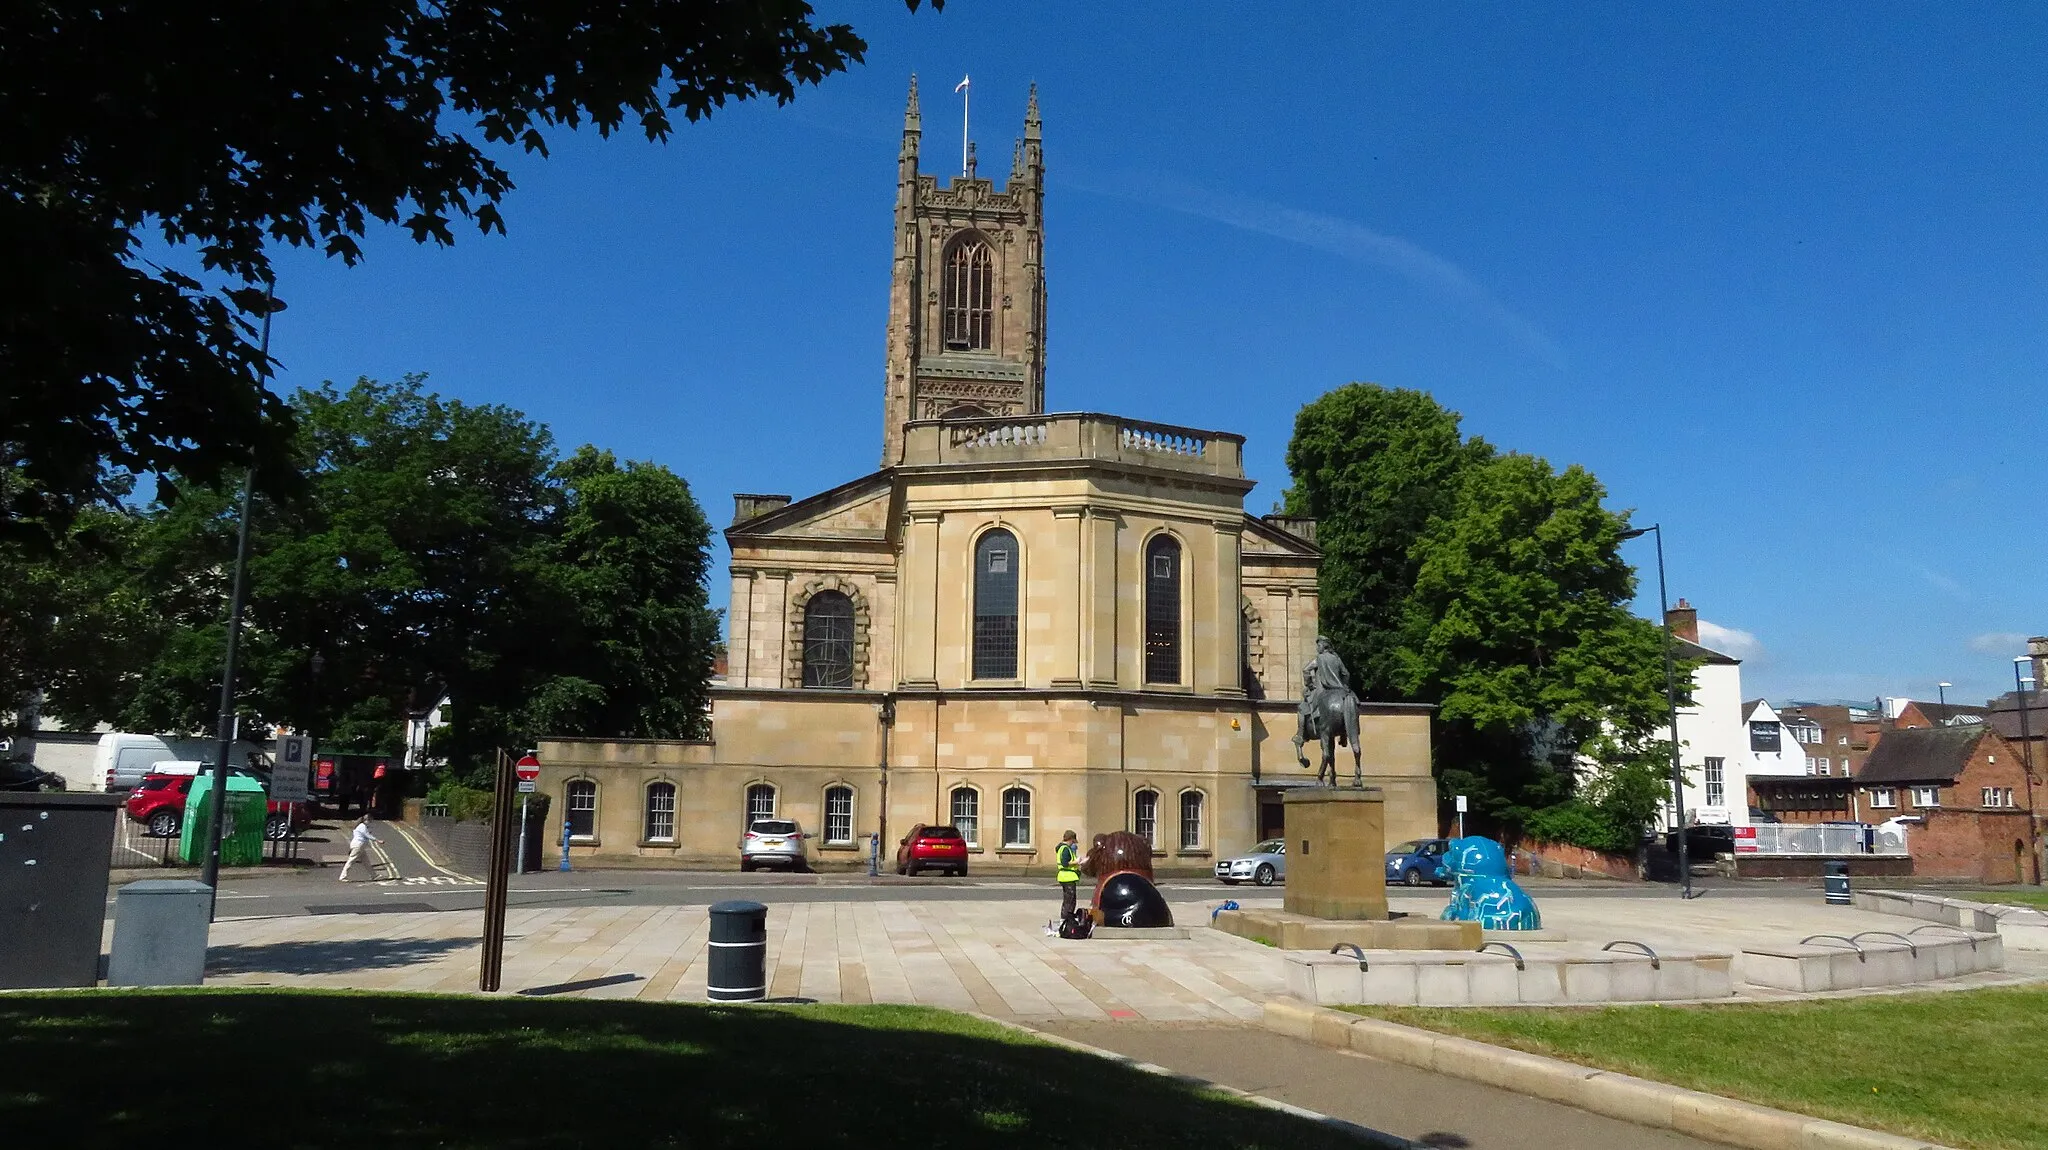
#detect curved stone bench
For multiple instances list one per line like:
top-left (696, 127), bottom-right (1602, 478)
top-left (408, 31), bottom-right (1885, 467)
top-left (1740, 930), bottom-right (2003, 992)
top-left (1856, 889), bottom-right (2048, 951)
top-left (1285, 944), bottom-right (1734, 1006)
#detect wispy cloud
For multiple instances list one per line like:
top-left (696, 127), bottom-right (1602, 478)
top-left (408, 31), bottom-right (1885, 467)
top-left (1698, 620), bottom-right (1764, 660)
top-left (1064, 171), bottom-right (1566, 369)
top-left (1914, 566), bottom-right (1968, 601)
top-left (1970, 631), bottom-right (2029, 655)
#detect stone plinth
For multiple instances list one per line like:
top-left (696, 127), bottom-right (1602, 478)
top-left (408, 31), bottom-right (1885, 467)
top-left (1211, 908), bottom-right (1478, 951)
top-left (1283, 786), bottom-right (1388, 920)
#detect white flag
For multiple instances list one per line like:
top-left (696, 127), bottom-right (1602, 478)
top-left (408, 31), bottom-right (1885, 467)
top-left (954, 75), bottom-right (970, 93)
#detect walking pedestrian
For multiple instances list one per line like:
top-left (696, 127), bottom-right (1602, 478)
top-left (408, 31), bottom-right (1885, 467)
top-left (338, 815), bottom-right (381, 882)
top-left (1055, 829), bottom-right (1081, 920)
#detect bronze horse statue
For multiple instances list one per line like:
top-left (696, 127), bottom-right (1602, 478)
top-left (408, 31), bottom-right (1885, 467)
top-left (1293, 685), bottom-right (1363, 787)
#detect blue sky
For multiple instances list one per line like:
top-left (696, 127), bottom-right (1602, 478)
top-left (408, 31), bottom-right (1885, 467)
top-left (256, 2), bottom-right (2046, 707)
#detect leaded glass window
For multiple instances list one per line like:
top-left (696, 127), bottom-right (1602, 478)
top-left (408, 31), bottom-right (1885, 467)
top-left (801, 590), bottom-right (855, 688)
top-left (942, 237), bottom-right (994, 351)
top-left (974, 529), bottom-right (1019, 679)
top-left (1144, 535), bottom-right (1182, 684)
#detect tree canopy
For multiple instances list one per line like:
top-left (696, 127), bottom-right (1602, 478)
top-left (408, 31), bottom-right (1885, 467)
top-left (8, 376), bottom-right (720, 783)
top-left (1, 0), bottom-right (933, 542)
top-left (1285, 383), bottom-right (1690, 850)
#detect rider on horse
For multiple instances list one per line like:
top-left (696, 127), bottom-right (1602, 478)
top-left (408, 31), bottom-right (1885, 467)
top-left (1294, 636), bottom-right (1364, 784)
top-left (1295, 636), bottom-right (1349, 746)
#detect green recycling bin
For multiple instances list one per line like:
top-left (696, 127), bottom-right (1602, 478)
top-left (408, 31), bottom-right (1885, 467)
top-left (178, 773), bottom-right (268, 867)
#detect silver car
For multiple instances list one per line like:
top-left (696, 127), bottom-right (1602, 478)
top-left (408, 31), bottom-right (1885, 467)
top-left (1215, 839), bottom-right (1286, 886)
top-left (740, 818), bottom-right (808, 872)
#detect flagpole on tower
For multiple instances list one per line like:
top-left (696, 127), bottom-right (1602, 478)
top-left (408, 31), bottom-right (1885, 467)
top-left (955, 74), bottom-right (971, 175)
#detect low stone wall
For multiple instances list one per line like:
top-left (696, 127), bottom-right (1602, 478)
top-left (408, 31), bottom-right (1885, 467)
top-left (1514, 840), bottom-right (1639, 881)
top-left (1731, 854), bottom-right (1913, 878)
top-left (413, 809), bottom-right (544, 878)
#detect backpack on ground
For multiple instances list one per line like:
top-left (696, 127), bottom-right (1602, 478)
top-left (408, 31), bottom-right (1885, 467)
top-left (1057, 909), bottom-right (1094, 940)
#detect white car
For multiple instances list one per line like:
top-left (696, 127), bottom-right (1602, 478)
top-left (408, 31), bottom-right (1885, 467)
top-left (1215, 839), bottom-right (1287, 886)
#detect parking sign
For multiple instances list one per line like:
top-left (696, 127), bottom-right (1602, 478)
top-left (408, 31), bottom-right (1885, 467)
top-left (272, 734), bottom-right (312, 803)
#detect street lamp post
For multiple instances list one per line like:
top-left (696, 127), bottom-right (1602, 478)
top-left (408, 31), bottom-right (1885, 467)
top-left (2016, 658), bottom-right (2040, 886)
top-left (1620, 523), bottom-right (1692, 899)
top-left (1938, 682), bottom-right (1951, 707)
top-left (198, 284), bottom-right (280, 917)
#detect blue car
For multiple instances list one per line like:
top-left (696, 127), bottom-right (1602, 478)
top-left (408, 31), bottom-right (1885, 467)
top-left (1385, 838), bottom-right (1452, 887)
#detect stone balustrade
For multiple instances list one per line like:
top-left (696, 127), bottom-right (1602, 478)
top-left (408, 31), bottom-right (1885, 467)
top-left (903, 412), bottom-right (1245, 479)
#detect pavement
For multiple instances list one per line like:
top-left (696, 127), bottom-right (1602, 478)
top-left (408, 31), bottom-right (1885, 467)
top-left (1035, 1021), bottom-right (1723, 1150)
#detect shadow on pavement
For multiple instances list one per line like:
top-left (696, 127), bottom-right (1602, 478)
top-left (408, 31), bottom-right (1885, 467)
top-left (517, 973), bottom-right (643, 997)
top-left (206, 935), bottom-right (476, 975)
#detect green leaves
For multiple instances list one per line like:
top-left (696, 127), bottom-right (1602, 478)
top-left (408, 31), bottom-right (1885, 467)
top-left (2, 1), bottom-right (931, 543)
top-left (1286, 384), bottom-right (1692, 848)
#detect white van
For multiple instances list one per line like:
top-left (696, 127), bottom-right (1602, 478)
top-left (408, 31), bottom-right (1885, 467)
top-left (92, 733), bottom-right (269, 792)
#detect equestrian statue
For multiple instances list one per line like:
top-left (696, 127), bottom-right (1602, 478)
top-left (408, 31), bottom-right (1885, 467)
top-left (1292, 636), bottom-right (1363, 786)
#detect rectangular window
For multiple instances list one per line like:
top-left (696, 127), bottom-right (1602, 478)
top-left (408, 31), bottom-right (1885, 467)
top-left (1838, 736), bottom-right (1848, 745)
top-left (824, 787), bottom-right (854, 844)
top-left (1870, 788), bottom-right (1897, 809)
top-left (1983, 787), bottom-right (2015, 808)
top-left (1133, 790), bottom-right (1159, 848)
top-left (567, 781), bottom-right (597, 838)
top-left (951, 788), bottom-right (980, 847)
top-left (644, 785), bottom-right (676, 842)
top-left (1179, 792), bottom-right (1204, 851)
top-left (1910, 786), bottom-right (1940, 807)
top-left (1815, 757), bottom-right (1830, 776)
top-left (1002, 788), bottom-right (1032, 848)
top-left (1704, 757), bottom-right (1725, 808)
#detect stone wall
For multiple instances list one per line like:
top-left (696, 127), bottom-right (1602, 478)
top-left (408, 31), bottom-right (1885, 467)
top-left (1515, 840), bottom-right (1641, 881)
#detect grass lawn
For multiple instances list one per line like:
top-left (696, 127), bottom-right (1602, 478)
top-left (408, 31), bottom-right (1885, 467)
top-left (1347, 987), bottom-right (2048, 1150)
top-left (0, 990), bottom-right (1354, 1149)
top-left (1957, 889), bottom-right (2048, 910)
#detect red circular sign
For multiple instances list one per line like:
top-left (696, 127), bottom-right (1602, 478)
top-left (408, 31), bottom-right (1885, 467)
top-left (515, 753), bottom-right (541, 781)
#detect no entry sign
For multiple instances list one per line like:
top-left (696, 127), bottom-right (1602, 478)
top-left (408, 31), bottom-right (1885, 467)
top-left (515, 753), bottom-right (541, 793)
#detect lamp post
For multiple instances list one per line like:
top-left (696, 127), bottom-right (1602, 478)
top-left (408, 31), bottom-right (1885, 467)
top-left (1619, 523), bottom-right (1692, 899)
top-left (1938, 682), bottom-right (1951, 707)
top-left (2016, 658), bottom-right (2040, 886)
top-left (199, 282), bottom-right (281, 917)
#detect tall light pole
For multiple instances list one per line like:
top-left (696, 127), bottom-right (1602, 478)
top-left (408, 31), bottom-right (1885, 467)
top-left (1620, 523), bottom-right (1691, 899)
top-left (198, 282), bottom-right (281, 917)
top-left (2016, 658), bottom-right (2039, 886)
top-left (1938, 682), bottom-right (1951, 707)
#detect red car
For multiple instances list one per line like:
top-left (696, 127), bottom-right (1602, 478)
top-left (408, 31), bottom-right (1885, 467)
top-left (124, 772), bottom-right (311, 840)
top-left (894, 824), bottom-right (969, 877)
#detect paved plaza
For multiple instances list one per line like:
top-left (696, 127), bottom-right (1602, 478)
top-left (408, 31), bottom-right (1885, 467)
top-left (195, 889), bottom-right (2048, 1018)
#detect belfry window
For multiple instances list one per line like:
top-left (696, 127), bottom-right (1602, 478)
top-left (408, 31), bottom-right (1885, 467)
top-left (973, 529), bottom-right (1020, 679)
top-left (942, 237), bottom-right (995, 351)
top-left (1144, 535), bottom-right (1182, 684)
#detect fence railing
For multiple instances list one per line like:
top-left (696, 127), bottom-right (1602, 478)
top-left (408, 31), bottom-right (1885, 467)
top-left (1737, 824), bottom-right (1908, 856)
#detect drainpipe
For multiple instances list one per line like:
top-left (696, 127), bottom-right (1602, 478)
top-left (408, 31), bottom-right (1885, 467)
top-left (877, 694), bottom-right (895, 860)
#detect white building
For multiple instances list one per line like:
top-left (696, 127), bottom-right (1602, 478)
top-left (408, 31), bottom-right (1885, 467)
top-left (1647, 600), bottom-right (1804, 829)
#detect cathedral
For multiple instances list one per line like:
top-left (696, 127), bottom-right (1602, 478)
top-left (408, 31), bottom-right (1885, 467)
top-left (536, 81), bottom-right (1438, 873)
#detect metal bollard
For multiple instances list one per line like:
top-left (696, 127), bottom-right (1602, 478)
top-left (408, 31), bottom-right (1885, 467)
top-left (1823, 860), bottom-right (1851, 905)
top-left (706, 900), bottom-right (768, 1002)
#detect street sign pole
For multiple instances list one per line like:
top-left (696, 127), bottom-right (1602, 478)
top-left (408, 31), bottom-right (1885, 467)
top-left (1455, 794), bottom-right (1468, 839)
top-left (517, 793), bottom-right (530, 877)
top-left (512, 753), bottom-right (541, 876)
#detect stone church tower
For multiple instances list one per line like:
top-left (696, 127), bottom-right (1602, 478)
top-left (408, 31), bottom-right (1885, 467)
top-left (880, 77), bottom-right (1048, 465)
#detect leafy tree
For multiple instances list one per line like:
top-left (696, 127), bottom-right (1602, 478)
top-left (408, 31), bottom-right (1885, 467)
top-left (1, 0), bottom-right (935, 541)
top-left (1395, 452), bottom-right (1689, 840)
top-left (24, 376), bottom-right (720, 784)
top-left (1282, 384), bottom-right (1491, 699)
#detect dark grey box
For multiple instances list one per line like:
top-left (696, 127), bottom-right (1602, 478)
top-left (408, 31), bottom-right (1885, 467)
top-left (0, 792), bottom-right (123, 988)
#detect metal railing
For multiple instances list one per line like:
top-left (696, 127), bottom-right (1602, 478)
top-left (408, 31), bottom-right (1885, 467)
top-left (1738, 823), bottom-right (1908, 856)
top-left (109, 815), bottom-right (182, 869)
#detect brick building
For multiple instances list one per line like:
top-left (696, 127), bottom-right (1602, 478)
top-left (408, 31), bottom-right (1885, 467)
top-left (1854, 726), bottom-right (2042, 883)
top-left (1892, 700), bottom-right (1992, 730)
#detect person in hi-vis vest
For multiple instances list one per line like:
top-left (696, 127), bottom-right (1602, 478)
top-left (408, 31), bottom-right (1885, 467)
top-left (1055, 829), bottom-right (1081, 919)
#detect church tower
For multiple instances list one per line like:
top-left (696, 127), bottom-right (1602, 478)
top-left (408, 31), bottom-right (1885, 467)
top-left (881, 77), bottom-right (1047, 465)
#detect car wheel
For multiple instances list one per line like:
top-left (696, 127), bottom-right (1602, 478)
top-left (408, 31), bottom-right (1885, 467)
top-left (148, 810), bottom-right (180, 838)
top-left (906, 860), bottom-right (921, 877)
top-left (955, 865), bottom-right (968, 878)
top-left (1403, 868), bottom-right (1423, 887)
top-left (264, 814), bottom-right (290, 841)
top-left (740, 859), bottom-right (754, 873)
top-left (1254, 864), bottom-right (1275, 886)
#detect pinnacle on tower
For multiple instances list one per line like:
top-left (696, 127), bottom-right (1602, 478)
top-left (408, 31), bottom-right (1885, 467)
top-left (1024, 83), bottom-right (1040, 138)
top-left (966, 140), bottom-right (977, 179)
top-left (906, 73), bottom-right (921, 121)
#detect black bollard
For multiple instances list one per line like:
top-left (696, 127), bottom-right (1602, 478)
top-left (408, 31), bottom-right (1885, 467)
top-left (707, 900), bottom-right (768, 1001)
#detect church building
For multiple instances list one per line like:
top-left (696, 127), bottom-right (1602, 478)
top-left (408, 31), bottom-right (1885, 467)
top-left (536, 81), bottom-right (1438, 873)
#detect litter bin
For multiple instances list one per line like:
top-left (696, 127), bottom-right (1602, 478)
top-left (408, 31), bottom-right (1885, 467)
top-left (0, 792), bottom-right (123, 988)
top-left (706, 899), bottom-right (767, 1002)
top-left (1823, 860), bottom-right (1851, 905)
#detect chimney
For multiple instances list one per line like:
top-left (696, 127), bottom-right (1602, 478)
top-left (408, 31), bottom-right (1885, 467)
top-left (732, 493), bottom-right (791, 525)
top-left (1666, 598), bottom-right (1699, 644)
top-left (2030, 635), bottom-right (2048, 690)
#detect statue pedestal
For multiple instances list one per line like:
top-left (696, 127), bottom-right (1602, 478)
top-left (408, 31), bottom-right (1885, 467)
top-left (1282, 786), bottom-right (1389, 921)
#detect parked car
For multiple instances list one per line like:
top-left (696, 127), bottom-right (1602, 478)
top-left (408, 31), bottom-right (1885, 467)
top-left (739, 818), bottom-right (808, 872)
top-left (1666, 824), bottom-right (1737, 860)
top-left (123, 771), bottom-right (310, 840)
top-left (1385, 838), bottom-right (1452, 887)
top-left (1215, 839), bottom-right (1287, 886)
top-left (0, 754), bottom-right (65, 792)
top-left (894, 824), bottom-right (969, 876)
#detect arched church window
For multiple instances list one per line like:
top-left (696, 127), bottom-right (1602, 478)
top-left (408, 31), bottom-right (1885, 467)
top-left (973, 529), bottom-right (1019, 679)
top-left (942, 236), bottom-right (995, 351)
top-left (1144, 535), bottom-right (1182, 684)
top-left (801, 590), bottom-right (855, 688)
